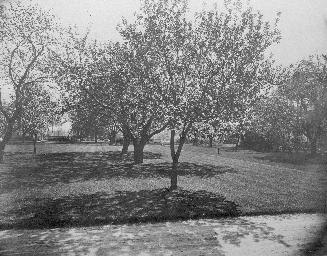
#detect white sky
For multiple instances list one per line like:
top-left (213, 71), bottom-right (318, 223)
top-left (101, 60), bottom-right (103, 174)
top-left (1, 0), bottom-right (326, 129)
top-left (29, 0), bottom-right (327, 65)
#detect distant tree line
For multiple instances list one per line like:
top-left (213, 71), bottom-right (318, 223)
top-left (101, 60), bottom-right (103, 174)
top-left (242, 56), bottom-right (327, 155)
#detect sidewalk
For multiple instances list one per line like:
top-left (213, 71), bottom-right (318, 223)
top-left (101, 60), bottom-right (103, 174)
top-left (0, 213), bottom-right (326, 256)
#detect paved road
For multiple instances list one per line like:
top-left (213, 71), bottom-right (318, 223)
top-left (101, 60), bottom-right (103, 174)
top-left (0, 213), bottom-right (326, 256)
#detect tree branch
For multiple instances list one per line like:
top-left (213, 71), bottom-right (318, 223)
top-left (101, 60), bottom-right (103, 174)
top-left (23, 46), bottom-right (44, 80)
top-left (0, 88), bottom-right (11, 121)
top-left (8, 45), bottom-right (20, 87)
top-left (148, 121), bottom-right (170, 139)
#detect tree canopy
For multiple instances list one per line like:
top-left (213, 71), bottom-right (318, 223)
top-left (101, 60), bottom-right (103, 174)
top-left (0, 1), bottom-right (59, 161)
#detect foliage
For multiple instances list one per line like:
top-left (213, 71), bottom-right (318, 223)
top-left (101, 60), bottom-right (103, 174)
top-left (19, 85), bottom-right (57, 138)
top-left (158, 0), bottom-right (281, 188)
top-left (244, 55), bottom-right (327, 153)
top-left (0, 1), bottom-right (59, 159)
top-left (248, 93), bottom-right (304, 152)
top-left (283, 56), bottom-right (327, 153)
top-left (47, 0), bottom-right (281, 185)
top-left (189, 120), bottom-right (238, 146)
top-left (66, 0), bottom-right (281, 184)
top-left (70, 94), bottom-right (117, 141)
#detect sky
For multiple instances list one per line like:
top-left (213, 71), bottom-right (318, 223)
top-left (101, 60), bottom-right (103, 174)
top-left (28, 0), bottom-right (327, 65)
top-left (1, 0), bottom-right (326, 130)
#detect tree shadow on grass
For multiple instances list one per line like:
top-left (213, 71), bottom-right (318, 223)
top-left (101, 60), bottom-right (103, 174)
top-left (253, 152), bottom-right (327, 166)
top-left (5, 151), bottom-right (161, 164)
top-left (1, 189), bottom-right (240, 229)
top-left (0, 151), bottom-right (236, 190)
top-left (0, 151), bottom-right (159, 190)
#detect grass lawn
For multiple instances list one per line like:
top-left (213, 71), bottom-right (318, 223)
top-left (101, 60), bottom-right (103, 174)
top-left (0, 143), bottom-right (325, 229)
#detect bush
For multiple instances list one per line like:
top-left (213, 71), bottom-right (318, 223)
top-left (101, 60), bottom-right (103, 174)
top-left (241, 131), bottom-right (273, 152)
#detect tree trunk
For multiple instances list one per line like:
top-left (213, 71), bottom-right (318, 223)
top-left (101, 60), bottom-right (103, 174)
top-left (170, 159), bottom-right (178, 190)
top-left (109, 130), bottom-right (117, 145)
top-left (209, 135), bottom-right (213, 148)
top-left (33, 133), bottom-right (37, 155)
top-left (0, 142), bottom-right (5, 163)
top-left (240, 133), bottom-right (244, 148)
top-left (310, 137), bottom-right (318, 155)
top-left (234, 133), bottom-right (241, 151)
top-left (94, 130), bottom-right (98, 143)
top-left (121, 136), bottom-right (130, 155)
top-left (193, 132), bottom-right (198, 146)
top-left (133, 139), bottom-right (146, 164)
top-left (0, 121), bottom-right (15, 163)
top-left (121, 129), bottom-right (131, 155)
top-left (169, 127), bottom-right (190, 191)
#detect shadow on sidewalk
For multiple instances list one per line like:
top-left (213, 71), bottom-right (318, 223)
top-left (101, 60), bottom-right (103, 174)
top-left (0, 214), bottom-right (296, 256)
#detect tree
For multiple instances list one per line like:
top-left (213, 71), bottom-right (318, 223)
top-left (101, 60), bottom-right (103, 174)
top-left (165, 0), bottom-right (281, 189)
top-left (244, 56), bottom-right (327, 154)
top-left (120, 0), bottom-right (202, 187)
top-left (20, 84), bottom-right (58, 154)
top-left (46, 0), bottom-right (280, 187)
top-left (0, 1), bottom-right (58, 162)
top-left (107, 0), bottom-right (280, 189)
top-left (106, 33), bottom-right (171, 163)
top-left (73, 16), bottom-right (172, 163)
top-left (190, 119), bottom-right (240, 147)
top-left (70, 93), bottom-right (115, 143)
top-left (248, 92), bottom-right (303, 152)
top-left (48, 30), bottom-right (161, 159)
top-left (283, 56), bottom-right (327, 154)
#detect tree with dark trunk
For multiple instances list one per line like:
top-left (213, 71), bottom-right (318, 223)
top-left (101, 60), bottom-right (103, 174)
top-left (0, 2), bottom-right (57, 162)
top-left (68, 94), bottom-right (111, 144)
top-left (121, 135), bottom-right (130, 154)
top-left (310, 138), bottom-right (318, 155)
top-left (209, 135), bottom-right (214, 148)
top-left (20, 86), bottom-right (57, 155)
top-left (0, 119), bottom-right (16, 162)
top-left (109, 130), bottom-right (117, 145)
top-left (121, 125), bottom-right (131, 155)
top-left (94, 131), bottom-right (98, 143)
top-left (49, 0), bottom-right (281, 177)
top-left (169, 124), bottom-right (192, 190)
top-left (33, 133), bottom-right (37, 155)
top-left (51, 30), bottom-right (170, 164)
top-left (153, 0), bottom-right (281, 190)
top-left (132, 138), bottom-right (147, 164)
